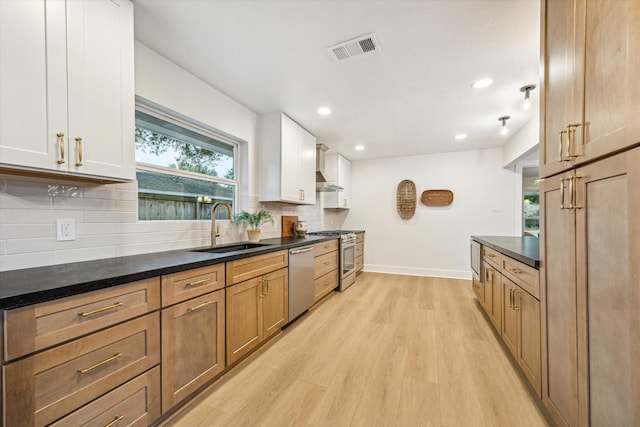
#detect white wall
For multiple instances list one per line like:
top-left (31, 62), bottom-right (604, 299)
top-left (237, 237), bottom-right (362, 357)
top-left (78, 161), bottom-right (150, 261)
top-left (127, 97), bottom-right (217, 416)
top-left (343, 148), bottom-right (517, 279)
top-left (0, 42), bottom-right (325, 271)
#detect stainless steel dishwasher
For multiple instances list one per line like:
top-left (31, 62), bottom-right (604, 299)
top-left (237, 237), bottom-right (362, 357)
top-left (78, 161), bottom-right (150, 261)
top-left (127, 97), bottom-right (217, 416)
top-left (288, 245), bottom-right (315, 322)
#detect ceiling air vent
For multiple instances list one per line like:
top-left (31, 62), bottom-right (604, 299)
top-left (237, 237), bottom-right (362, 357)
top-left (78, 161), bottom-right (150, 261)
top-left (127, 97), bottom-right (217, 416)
top-left (328, 33), bottom-right (379, 61)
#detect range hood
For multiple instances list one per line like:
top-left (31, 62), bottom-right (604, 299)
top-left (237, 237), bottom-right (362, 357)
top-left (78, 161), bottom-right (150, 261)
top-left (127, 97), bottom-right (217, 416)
top-left (316, 144), bottom-right (343, 192)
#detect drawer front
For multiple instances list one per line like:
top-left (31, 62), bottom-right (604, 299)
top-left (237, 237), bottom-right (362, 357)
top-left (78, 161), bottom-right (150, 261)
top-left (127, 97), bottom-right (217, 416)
top-left (49, 367), bottom-right (161, 427)
top-left (162, 264), bottom-right (225, 307)
top-left (356, 254), bottom-right (364, 272)
top-left (314, 240), bottom-right (338, 257)
top-left (482, 246), bottom-right (502, 270)
top-left (314, 251), bottom-right (338, 279)
top-left (226, 250), bottom-right (288, 286)
top-left (314, 270), bottom-right (338, 303)
top-left (4, 278), bottom-right (160, 361)
top-left (4, 312), bottom-right (160, 427)
top-left (502, 257), bottom-right (539, 299)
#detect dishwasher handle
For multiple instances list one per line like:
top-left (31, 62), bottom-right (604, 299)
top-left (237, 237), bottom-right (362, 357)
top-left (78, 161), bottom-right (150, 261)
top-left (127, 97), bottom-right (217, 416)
top-left (290, 246), bottom-right (314, 255)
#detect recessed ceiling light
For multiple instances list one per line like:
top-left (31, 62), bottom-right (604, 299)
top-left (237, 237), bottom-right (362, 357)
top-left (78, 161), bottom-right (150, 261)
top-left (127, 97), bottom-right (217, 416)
top-left (317, 107), bottom-right (331, 115)
top-left (455, 133), bottom-right (467, 140)
top-left (471, 78), bottom-right (493, 89)
top-left (354, 145), bottom-right (365, 151)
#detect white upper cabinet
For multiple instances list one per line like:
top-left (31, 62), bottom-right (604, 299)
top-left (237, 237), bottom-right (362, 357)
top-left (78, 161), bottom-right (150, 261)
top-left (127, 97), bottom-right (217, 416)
top-left (0, 0), bottom-right (135, 182)
top-left (259, 113), bottom-right (316, 205)
top-left (324, 153), bottom-right (351, 209)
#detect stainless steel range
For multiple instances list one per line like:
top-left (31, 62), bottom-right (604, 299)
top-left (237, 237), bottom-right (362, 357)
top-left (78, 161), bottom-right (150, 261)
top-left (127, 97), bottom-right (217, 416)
top-left (308, 230), bottom-right (357, 291)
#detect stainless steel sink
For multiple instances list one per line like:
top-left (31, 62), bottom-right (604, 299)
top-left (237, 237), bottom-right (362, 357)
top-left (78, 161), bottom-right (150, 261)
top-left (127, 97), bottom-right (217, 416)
top-left (192, 243), bottom-right (272, 254)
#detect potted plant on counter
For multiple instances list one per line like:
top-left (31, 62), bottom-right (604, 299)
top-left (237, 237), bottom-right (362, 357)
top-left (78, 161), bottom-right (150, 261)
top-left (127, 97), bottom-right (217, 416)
top-left (234, 209), bottom-right (274, 242)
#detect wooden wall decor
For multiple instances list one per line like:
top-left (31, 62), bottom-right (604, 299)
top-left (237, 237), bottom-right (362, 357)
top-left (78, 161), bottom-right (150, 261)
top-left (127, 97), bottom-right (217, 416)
top-left (421, 189), bottom-right (454, 206)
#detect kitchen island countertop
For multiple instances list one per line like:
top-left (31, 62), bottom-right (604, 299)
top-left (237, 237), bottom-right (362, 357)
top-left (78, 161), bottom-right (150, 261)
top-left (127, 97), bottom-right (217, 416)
top-left (0, 235), bottom-right (336, 310)
top-left (471, 235), bottom-right (540, 269)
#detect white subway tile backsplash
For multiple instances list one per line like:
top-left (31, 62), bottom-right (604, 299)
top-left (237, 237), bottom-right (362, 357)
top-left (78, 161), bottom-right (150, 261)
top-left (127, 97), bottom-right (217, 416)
top-left (0, 175), bottom-right (335, 271)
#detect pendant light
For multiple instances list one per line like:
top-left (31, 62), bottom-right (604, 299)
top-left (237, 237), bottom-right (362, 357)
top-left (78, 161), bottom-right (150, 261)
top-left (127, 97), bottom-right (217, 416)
top-left (498, 116), bottom-right (510, 135)
top-left (520, 84), bottom-right (536, 110)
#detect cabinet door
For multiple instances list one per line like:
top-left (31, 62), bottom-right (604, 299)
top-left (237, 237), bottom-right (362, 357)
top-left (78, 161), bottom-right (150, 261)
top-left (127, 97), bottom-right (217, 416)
top-left (161, 290), bottom-right (225, 413)
top-left (226, 277), bottom-right (262, 365)
top-left (0, 0), bottom-right (67, 171)
top-left (488, 266), bottom-right (502, 331)
top-left (517, 289), bottom-right (541, 397)
top-left (501, 278), bottom-right (518, 356)
top-left (481, 262), bottom-right (494, 314)
top-left (540, 172), bottom-right (579, 426)
top-left (280, 115), bottom-right (301, 202)
top-left (579, 0), bottom-right (640, 168)
top-left (540, 0), bottom-right (584, 178)
top-left (339, 155), bottom-right (351, 208)
top-left (66, 0), bottom-right (134, 180)
top-left (261, 268), bottom-right (288, 339)
top-left (575, 148), bottom-right (640, 426)
top-left (298, 126), bottom-right (316, 204)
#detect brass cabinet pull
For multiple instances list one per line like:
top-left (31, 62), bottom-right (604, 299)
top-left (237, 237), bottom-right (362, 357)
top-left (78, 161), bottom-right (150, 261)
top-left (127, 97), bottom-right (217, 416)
top-left (186, 277), bottom-right (211, 287)
top-left (103, 415), bottom-right (124, 427)
top-left (78, 302), bottom-right (123, 317)
top-left (75, 136), bottom-right (83, 166)
top-left (513, 290), bottom-right (520, 311)
top-left (486, 253), bottom-right (496, 258)
top-left (565, 123), bottom-right (581, 160)
top-left (571, 174), bottom-right (583, 209)
top-left (187, 300), bottom-right (212, 312)
top-left (78, 352), bottom-right (123, 374)
top-left (510, 268), bottom-right (523, 275)
top-left (560, 178), bottom-right (567, 209)
top-left (509, 288), bottom-right (513, 308)
top-left (259, 278), bottom-right (265, 298)
top-left (57, 132), bottom-right (65, 164)
top-left (264, 279), bottom-right (269, 296)
top-left (558, 130), bottom-right (567, 162)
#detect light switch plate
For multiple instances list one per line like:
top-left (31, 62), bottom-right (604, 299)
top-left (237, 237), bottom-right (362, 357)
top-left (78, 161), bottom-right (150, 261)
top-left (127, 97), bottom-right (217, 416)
top-left (56, 219), bottom-right (76, 241)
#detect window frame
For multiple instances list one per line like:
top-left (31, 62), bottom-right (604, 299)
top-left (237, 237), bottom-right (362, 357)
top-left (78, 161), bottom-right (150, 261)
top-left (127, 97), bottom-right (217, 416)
top-left (135, 97), bottom-right (241, 220)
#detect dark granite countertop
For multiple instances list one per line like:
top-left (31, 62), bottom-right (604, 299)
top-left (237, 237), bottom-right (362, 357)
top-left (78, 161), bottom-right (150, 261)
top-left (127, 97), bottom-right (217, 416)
top-left (471, 235), bottom-right (540, 269)
top-left (0, 235), bottom-right (336, 310)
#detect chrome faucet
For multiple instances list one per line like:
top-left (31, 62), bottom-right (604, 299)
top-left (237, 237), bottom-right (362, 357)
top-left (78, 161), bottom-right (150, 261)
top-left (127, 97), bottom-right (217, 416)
top-left (211, 202), bottom-right (233, 247)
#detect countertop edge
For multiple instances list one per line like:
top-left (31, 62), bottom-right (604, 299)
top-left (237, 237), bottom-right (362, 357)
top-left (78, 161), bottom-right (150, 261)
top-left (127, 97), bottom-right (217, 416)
top-left (0, 235), bottom-right (337, 310)
top-left (471, 235), bottom-right (540, 269)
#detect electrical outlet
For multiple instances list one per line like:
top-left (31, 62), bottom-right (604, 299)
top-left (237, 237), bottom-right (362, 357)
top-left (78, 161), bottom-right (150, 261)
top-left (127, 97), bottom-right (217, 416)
top-left (56, 219), bottom-right (76, 241)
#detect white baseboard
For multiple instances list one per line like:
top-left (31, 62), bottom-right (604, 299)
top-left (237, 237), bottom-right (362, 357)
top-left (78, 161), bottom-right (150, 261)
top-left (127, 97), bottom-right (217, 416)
top-left (363, 264), bottom-right (472, 280)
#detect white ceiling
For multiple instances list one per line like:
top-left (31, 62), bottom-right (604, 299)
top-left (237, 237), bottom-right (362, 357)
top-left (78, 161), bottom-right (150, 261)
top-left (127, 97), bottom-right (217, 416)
top-left (133, 0), bottom-right (540, 161)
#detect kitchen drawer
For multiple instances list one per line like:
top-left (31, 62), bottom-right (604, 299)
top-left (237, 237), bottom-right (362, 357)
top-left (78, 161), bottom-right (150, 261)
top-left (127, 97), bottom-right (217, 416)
top-left (356, 254), bottom-right (364, 273)
top-left (502, 257), bottom-right (540, 300)
top-left (482, 246), bottom-right (502, 270)
top-left (314, 269), bottom-right (338, 303)
top-left (3, 312), bottom-right (160, 427)
top-left (314, 239), bottom-right (338, 257)
top-left (162, 264), bottom-right (225, 307)
top-left (4, 278), bottom-right (160, 361)
top-left (49, 367), bottom-right (160, 427)
top-left (314, 251), bottom-right (338, 279)
top-left (226, 250), bottom-right (288, 286)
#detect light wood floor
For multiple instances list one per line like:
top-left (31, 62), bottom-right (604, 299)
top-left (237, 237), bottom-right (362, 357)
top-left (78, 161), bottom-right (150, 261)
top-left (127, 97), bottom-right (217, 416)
top-left (162, 272), bottom-right (550, 427)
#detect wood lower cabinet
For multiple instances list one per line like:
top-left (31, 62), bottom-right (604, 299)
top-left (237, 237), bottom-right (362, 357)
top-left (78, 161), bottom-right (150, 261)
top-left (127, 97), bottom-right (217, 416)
top-left (313, 240), bottom-right (339, 303)
top-left (540, 147), bottom-right (640, 426)
top-left (502, 277), bottom-right (541, 397)
top-left (226, 268), bottom-right (288, 365)
top-left (356, 233), bottom-right (364, 274)
top-left (161, 290), bottom-right (225, 413)
top-left (49, 367), bottom-right (160, 427)
top-left (474, 246), bottom-right (540, 398)
top-left (3, 313), bottom-right (160, 427)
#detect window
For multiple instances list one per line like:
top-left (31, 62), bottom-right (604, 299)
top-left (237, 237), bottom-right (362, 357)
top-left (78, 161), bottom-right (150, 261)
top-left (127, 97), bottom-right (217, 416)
top-left (135, 105), bottom-right (238, 221)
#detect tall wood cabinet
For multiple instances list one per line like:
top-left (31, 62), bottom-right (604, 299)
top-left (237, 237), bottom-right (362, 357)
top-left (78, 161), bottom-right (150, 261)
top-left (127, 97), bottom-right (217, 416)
top-left (0, 0), bottom-right (135, 182)
top-left (540, 1), bottom-right (640, 426)
top-left (540, 0), bottom-right (640, 178)
top-left (258, 113), bottom-right (316, 204)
